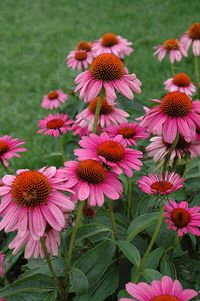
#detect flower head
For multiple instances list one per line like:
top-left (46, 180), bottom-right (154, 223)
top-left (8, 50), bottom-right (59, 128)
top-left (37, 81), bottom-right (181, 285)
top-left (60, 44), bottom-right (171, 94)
top-left (0, 167), bottom-right (75, 240)
top-left (0, 135), bottom-right (26, 167)
top-left (62, 159), bottom-right (123, 207)
top-left (41, 90), bottom-right (68, 110)
top-left (141, 92), bottom-right (200, 143)
top-left (9, 228), bottom-right (61, 259)
top-left (72, 96), bottom-right (129, 136)
top-left (154, 38), bottom-right (187, 63)
top-left (67, 50), bottom-right (93, 71)
top-left (164, 200), bottom-right (200, 237)
top-left (164, 73), bottom-right (196, 96)
top-left (74, 133), bottom-right (143, 177)
top-left (180, 23), bottom-right (200, 56)
top-left (92, 32), bottom-right (133, 58)
top-left (137, 172), bottom-right (184, 196)
top-left (105, 122), bottom-right (148, 146)
top-left (74, 53), bottom-right (142, 104)
top-left (76, 41), bottom-right (92, 52)
top-left (120, 275), bottom-right (198, 301)
top-left (37, 113), bottom-right (73, 137)
top-left (146, 135), bottom-right (200, 163)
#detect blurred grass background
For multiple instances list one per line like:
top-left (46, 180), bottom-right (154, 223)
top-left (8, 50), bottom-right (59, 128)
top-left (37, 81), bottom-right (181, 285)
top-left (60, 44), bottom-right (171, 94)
top-left (0, 0), bottom-right (200, 170)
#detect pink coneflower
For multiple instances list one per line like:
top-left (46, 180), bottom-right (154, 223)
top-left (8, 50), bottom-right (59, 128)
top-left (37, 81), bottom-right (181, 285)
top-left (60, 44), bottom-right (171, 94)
top-left (154, 38), bottom-right (187, 63)
top-left (180, 23), bottom-right (200, 56)
top-left (0, 167), bottom-right (75, 240)
top-left (120, 275), bottom-right (198, 301)
top-left (164, 200), bottom-right (200, 237)
top-left (105, 122), bottom-right (148, 146)
top-left (41, 90), bottom-right (68, 110)
top-left (76, 41), bottom-right (92, 52)
top-left (0, 252), bottom-right (5, 276)
top-left (37, 113), bottom-right (73, 138)
top-left (146, 135), bottom-right (200, 163)
top-left (73, 96), bottom-right (129, 135)
top-left (164, 73), bottom-right (196, 96)
top-left (92, 32), bottom-right (133, 58)
top-left (9, 228), bottom-right (61, 259)
top-left (74, 133), bottom-right (143, 177)
top-left (74, 53), bottom-right (142, 104)
top-left (67, 50), bottom-right (93, 71)
top-left (0, 135), bottom-right (26, 167)
top-left (141, 91), bottom-right (200, 143)
top-left (137, 172), bottom-right (184, 196)
top-left (62, 159), bottom-right (123, 206)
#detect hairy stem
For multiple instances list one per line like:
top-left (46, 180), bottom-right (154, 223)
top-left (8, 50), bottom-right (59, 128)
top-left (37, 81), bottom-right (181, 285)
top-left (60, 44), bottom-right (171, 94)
top-left (93, 89), bottom-right (105, 134)
top-left (108, 199), bottom-right (119, 240)
top-left (162, 133), bottom-right (179, 176)
top-left (127, 178), bottom-right (133, 221)
top-left (40, 237), bottom-right (66, 301)
top-left (194, 55), bottom-right (200, 98)
top-left (58, 135), bottom-right (66, 163)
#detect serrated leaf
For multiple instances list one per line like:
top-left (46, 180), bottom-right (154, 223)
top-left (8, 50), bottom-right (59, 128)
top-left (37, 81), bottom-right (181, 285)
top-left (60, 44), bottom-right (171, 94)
top-left (127, 212), bottom-right (159, 242)
top-left (116, 240), bottom-right (141, 267)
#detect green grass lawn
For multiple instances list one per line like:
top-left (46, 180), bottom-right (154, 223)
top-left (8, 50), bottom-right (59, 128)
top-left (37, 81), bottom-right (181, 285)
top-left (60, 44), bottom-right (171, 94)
top-left (0, 0), bottom-right (200, 171)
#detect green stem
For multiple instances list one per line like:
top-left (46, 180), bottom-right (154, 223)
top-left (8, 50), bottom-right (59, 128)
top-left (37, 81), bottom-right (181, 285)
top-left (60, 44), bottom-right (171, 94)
top-left (93, 89), bottom-right (105, 134)
top-left (65, 202), bottom-right (84, 287)
top-left (127, 178), bottom-right (132, 221)
top-left (40, 237), bottom-right (66, 301)
top-left (108, 199), bottom-right (119, 240)
top-left (162, 133), bottom-right (179, 177)
top-left (194, 55), bottom-right (200, 98)
top-left (134, 205), bottom-right (164, 283)
top-left (182, 157), bottom-right (191, 178)
top-left (165, 234), bottom-right (180, 253)
top-left (58, 135), bottom-right (65, 163)
top-left (170, 63), bottom-right (175, 77)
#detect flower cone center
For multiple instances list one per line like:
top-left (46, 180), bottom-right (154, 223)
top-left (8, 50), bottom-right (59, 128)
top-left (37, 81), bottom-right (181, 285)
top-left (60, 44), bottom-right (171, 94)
top-left (77, 41), bottom-right (91, 51)
top-left (77, 159), bottom-right (106, 184)
top-left (11, 171), bottom-right (51, 208)
top-left (161, 92), bottom-right (192, 117)
top-left (46, 119), bottom-right (64, 129)
top-left (171, 208), bottom-right (191, 228)
top-left (0, 141), bottom-right (9, 156)
top-left (75, 51), bottom-right (87, 61)
top-left (163, 39), bottom-right (179, 50)
top-left (97, 141), bottom-right (125, 162)
top-left (101, 33), bottom-right (119, 47)
top-left (89, 97), bottom-right (113, 114)
top-left (188, 23), bottom-right (200, 40)
top-left (151, 181), bottom-right (173, 193)
top-left (118, 127), bottom-right (136, 138)
top-left (173, 73), bottom-right (191, 87)
top-left (90, 53), bottom-right (124, 81)
top-left (48, 91), bottom-right (59, 100)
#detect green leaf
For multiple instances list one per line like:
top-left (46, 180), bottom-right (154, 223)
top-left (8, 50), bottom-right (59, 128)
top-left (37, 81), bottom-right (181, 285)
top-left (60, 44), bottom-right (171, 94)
top-left (0, 273), bottom-right (55, 300)
top-left (116, 240), bottom-right (141, 267)
top-left (160, 256), bottom-right (176, 278)
top-left (70, 267), bottom-right (89, 296)
top-left (74, 239), bottom-right (115, 286)
top-left (43, 290), bottom-right (58, 301)
top-left (143, 269), bottom-right (163, 282)
top-left (118, 289), bottom-right (131, 299)
top-left (75, 223), bottom-right (112, 241)
top-left (127, 212), bottom-right (159, 242)
top-left (144, 247), bottom-right (164, 269)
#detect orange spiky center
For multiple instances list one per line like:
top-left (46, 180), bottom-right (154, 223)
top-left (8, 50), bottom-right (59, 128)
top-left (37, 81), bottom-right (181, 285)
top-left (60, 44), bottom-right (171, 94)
top-left (48, 91), bottom-right (59, 100)
top-left (161, 92), bottom-right (192, 117)
top-left (0, 141), bottom-right (9, 156)
top-left (97, 141), bottom-right (125, 162)
top-left (163, 39), bottom-right (179, 50)
top-left (75, 51), bottom-right (87, 61)
top-left (171, 208), bottom-right (191, 228)
top-left (151, 181), bottom-right (173, 193)
top-left (11, 170), bottom-right (51, 208)
top-left (188, 23), bottom-right (200, 40)
top-left (152, 296), bottom-right (180, 301)
top-left (118, 127), bottom-right (136, 138)
top-left (101, 33), bottom-right (119, 47)
top-left (89, 97), bottom-right (113, 115)
top-left (90, 53), bottom-right (124, 82)
top-left (46, 119), bottom-right (64, 129)
top-left (173, 73), bottom-right (191, 87)
top-left (77, 159), bottom-right (106, 184)
top-left (77, 41), bottom-right (91, 51)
